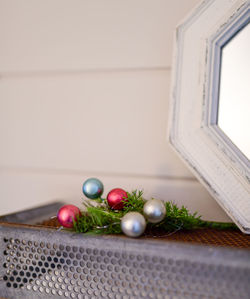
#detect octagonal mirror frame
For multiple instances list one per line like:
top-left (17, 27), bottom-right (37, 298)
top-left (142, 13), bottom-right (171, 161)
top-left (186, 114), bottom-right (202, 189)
top-left (169, 0), bottom-right (250, 233)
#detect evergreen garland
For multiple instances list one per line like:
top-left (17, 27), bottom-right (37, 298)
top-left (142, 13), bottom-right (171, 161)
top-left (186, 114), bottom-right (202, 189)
top-left (73, 190), bottom-right (237, 235)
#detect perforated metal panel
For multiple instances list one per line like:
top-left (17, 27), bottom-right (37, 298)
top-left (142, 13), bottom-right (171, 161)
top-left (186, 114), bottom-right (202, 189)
top-left (1, 203), bottom-right (250, 299)
top-left (0, 224), bottom-right (250, 299)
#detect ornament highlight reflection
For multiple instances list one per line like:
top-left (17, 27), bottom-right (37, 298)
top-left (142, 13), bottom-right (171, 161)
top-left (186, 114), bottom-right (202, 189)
top-left (107, 188), bottom-right (128, 210)
top-left (121, 212), bottom-right (146, 237)
top-left (82, 178), bottom-right (104, 199)
top-left (57, 205), bottom-right (81, 228)
top-left (143, 199), bottom-right (166, 223)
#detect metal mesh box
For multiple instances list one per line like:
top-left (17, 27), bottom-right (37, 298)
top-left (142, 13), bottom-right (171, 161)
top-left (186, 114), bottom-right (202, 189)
top-left (0, 203), bottom-right (250, 299)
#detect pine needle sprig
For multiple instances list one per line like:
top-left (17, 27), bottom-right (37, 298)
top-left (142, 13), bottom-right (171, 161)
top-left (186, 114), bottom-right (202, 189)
top-left (72, 190), bottom-right (238, 235)
top-left (147, 201), bottom-right (201, 232)
top-left (73, 201), bottom-right (123, 234)
top-left (123, 190), bottom-right (145, 213)
top-left (198, 219), bottom-right (237, 230)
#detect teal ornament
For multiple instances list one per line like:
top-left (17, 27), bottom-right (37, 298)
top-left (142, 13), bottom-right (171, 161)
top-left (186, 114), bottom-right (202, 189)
top-left (82, 178), bottom-right (104, 199)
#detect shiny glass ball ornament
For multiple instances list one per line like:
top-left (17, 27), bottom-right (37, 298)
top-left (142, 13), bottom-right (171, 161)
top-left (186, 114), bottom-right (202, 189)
top-left (82, 178), bottom-right (104, 199)
top-left (143, 199), bottom-right (166, 223)
top-left (57, 205), bottom-right (81, 228)
top-left (107, 188), bottom-right (128, 210)
top-left (121, 212), bottom-right (146, 237)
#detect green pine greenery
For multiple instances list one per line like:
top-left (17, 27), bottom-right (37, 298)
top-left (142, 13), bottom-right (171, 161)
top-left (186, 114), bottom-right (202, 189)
top-left (73, 190), bottom-right (237, 235)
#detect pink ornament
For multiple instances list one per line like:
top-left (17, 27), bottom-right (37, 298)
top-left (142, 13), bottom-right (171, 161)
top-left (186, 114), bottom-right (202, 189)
top-left (57, 205), bottom-right (81, 228)
top-left (107, 188), bottom-right (128, 210)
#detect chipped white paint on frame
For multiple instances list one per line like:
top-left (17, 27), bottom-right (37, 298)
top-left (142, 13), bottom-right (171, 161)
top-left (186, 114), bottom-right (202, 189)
top-left (169, 0), bottom-right (250, 233)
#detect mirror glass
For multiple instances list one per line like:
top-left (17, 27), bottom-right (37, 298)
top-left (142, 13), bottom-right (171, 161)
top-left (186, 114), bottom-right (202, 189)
top-left (217, 22), bottom-right (250, 159)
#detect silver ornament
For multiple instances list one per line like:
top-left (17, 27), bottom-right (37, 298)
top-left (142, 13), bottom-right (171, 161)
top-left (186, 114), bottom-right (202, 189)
top-left (121, 212), bottom-right (146, 237)
top-left (143, 199), bottom-right (166, 223)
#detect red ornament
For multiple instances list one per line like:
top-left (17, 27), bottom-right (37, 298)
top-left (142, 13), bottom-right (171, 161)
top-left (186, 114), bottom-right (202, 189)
top-left (107, 188), bottom-right (128, 210)
top-left (57, 205), bottom-right (81, 228)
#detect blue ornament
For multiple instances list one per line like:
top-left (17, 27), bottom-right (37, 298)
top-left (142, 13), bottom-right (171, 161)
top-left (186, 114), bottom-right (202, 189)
top-left (82, 178), bottom-right (104, 199)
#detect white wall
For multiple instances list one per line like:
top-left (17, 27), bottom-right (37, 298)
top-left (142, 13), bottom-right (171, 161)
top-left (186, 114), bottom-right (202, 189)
top-left (0, 0), bottom-right (231, 222)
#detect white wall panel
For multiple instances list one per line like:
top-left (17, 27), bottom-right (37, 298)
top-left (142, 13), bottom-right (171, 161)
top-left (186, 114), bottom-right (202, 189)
top-left (0, 0), bottom-right (200, 72)
top-left (0, 170), bottom-right (231, 222)
top-left (0, 70), bottom-right (192, 178)
top-left (0, 0), bottom-right (230, 222)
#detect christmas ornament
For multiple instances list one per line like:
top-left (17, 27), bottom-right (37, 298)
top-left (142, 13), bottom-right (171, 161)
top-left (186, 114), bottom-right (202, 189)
top-left (143, 199), bottom-right (166, 223)
top-left (57, 205), bottom-right (81, 228)
top-left (82, 178), bottom-right (104, 199)
top-left (68, 183), bottom-right (237, 236)
top-left (107, 188), bottom-right (128, 210)
top-left (121, 212), bottom-right (146, 237)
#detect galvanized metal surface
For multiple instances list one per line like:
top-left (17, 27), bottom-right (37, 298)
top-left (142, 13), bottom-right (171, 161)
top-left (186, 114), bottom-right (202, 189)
top-left (0, 202), bottom-right (63, 225)
top-left (0, 203), bottom-right (250, 299)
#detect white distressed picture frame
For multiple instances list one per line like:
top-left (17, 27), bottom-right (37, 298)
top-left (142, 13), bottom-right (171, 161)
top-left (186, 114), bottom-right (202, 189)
top-left (168, 0), bottom-right (250, 233)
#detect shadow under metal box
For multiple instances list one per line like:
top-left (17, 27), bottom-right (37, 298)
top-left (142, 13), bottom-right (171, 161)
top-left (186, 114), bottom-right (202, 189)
top-left (0, 202), bottom-right (250, 299)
